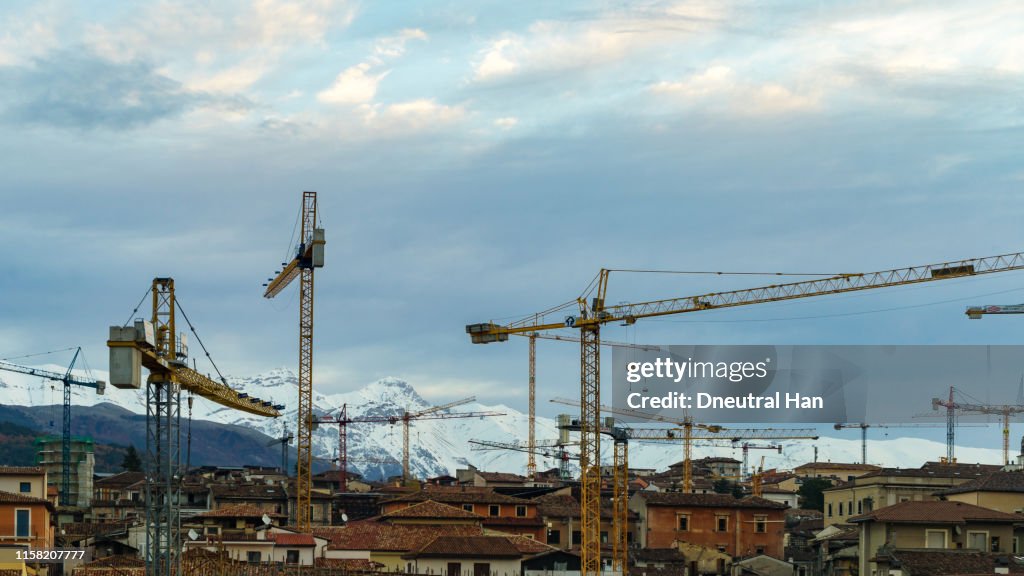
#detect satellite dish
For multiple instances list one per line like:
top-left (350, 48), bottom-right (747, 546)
top-left (262, 514), bottom-right (272, 526)
top-left (188, 529), bottom-right (200, 541)
top-left (341, 513), bottom-right (348, 523)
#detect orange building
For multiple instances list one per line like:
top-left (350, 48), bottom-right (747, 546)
top-left (629, 492), bottom-right (787, 559)
top-left (0, 489), bottom-right (55, 549)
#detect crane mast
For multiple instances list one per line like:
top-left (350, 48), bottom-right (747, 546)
top-left (263, 191), bottom-right (325, 532)
top-left (108, 278), bottom-right (280, 576)
top-left (470, 250), bottom-right (1024, 576)
top-left (0, 351), bottom-right (104, 507)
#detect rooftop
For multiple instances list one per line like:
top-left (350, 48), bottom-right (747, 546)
top-left (939, 470), bottom-right (1024, 495)
top-left (849, 500), bottom-right (1024, 524)
top-left (635, 492), bottom-right (788, 509)
top-left (877, 549), bottom-right (1024, 575)
top-left (194, 504), bottom-right (288, 519)
top-left (382, 500), bottom-right (483, 520)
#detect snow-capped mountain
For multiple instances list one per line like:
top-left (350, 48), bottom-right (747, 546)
top-left (0, 366), bottom-right (1007, 480)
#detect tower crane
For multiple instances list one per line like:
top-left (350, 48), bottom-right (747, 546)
top-left (932, 387), bottom-right (1024, 465)
top-left (108, 278), bottom-right (281, 576)
top-left (263, 191), bottom-right (325, 532)
top-left (468, 250), bottom-right (1024, 576)
top-left (0, 349), bottom-right (104, 507)
top-left (739, 443), bottom-right (781, 479)
top-left (267, 423), bottom-right (294, 473)
top-left (551, 398), bottom-right (817, 492)
top-left (520, 332), bottom-right (660, 478)
top-left (832, 422), bottom-right (947, 465)
top-left (313, 398), bottom-right (504, 489)
top-left (469, 438), bottom-right (577, 480)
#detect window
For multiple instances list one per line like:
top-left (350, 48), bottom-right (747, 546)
top-left (857, 501), bottom-right (862, 514)
top-left (756, 546), bottom-right (765, 555)
top-left (547, 529), bottom-right (561, 545)
top-left (677, 514), bottom-right (689, 531)
top-left (1015, 537), bottom-right (1020, 554)
top-left (15, 509), bottom-right (29, 538)
top-left (205, 526), bottom-right (220, 536)
top-left (462, 504), bottom-right (474, 513)
top-left (19, 482), bottom-right (30, 493)
top-left (716, 516), bottom-right (728, 532)
top-left (247, 551), bottom-right (261, 563)
top-left (600, 531), bottom-right (608, 544)
top-left (839, 502), bottom-right (844, 516)
top-left (488, 505), bottom-right (500, 516)
top-left (473, 562), bottom-right (490, 576)
top-left (967, 531), bottom-right (988, 550)
top-left (572, 531), bottom-right (582, 545)
top-left (286, 550), bottom-right (300, 564)
top-left (991, 536), bottom-right (1001, 553)
top-left (447, 562), bottom-right (461, 576)
top-left (926, 529), bottom-right (947, 549)
top-left (899, 496), bottom-right (911, 503)
top-left (716, 545), bottom-right (726, 553)
top-left (754, 515), bottom-right (767, 533)
top-left (827, 503), bottom-right (832, 517)
top-left (516, 505), bottom-right (527, 517)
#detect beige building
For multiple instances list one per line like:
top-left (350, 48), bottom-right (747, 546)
top-left (939, 470), bottom-right (1024, 514)
top-left (35, 436), bottom-right (95, 508)
top-left (823, 463), bottom-right (996, 527)
top-left (0, 466), bottom-right (47, 500)
top-left (793, 462), bottom-right (880, 482)
top-left (849, 500), bottom-right (1022, 576)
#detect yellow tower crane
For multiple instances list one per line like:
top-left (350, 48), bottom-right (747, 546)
top-left (263, 191), bottom-right (325, 532)
top-left (521, 332), bottom-right (659, 478)
top-left (468, 250), bottom-right (1024, 576)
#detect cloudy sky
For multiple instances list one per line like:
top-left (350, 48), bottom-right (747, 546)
top-left (1, 1), bottom-right (1023, 447)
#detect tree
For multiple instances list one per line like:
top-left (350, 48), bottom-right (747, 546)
top-left (121, 445), bottom-right (142, 472)
top-left (798, 477), bottom-right (832, 511)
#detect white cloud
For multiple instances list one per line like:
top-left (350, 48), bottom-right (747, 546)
top-left (493, 117), bottom-right (518, 129)
top-left (472, 2), bottom-right (728, 82)
top-left (361, 99), bottom-right (466, 134)
top-left (318, 63), bottom-right (389, 104)
top-left (651, 66), bottom-right (819, 116)
top-left (374, 28), bottom-right (428, 60)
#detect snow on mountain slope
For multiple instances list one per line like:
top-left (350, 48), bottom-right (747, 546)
top-left (0, 366), bottom-right (1006, 480)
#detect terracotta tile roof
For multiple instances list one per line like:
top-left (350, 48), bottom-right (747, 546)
top-left (505, 534), bottom-right (556, 555)
top-left (879, 549), bottom-right (1024, 574)
top-left (268, 532), bottom-right (316, 546)
top-left (794, 462), bottom-right (881, 472)
top-left (535, 494), bottom-right (635, 520)
top-left (850, 500), bottom-right (1024, 524)
top-left (0, 489), bottom-right (50, 505)
top-left (476, 471), bottom-right (529, 483)
top-left (482, 516), bottom-right (545, 527)
top-left (386, 486), bottom-right (530, 505)
top-left (0, 466), bottom-right (44, 475)
top-left (94, 471), bottom-right (145, 487)
top-left (383, 500), bottom-right (483, 520)
top-left (636, 492), bottom-right (788, 509)
top-left (411, 535), bottom-right (522, 559)
top-left (194, 504), bottom-right (287, 519)
top-left (319, 521), bottom-right (483, 552)
top-left (209, 483), bottom-right (287, 500)
top-left (73, 555), bottom-right (146, 575)
top-left (315, 558), bottom-right (385, 570)
top-left (939, 470), bottom-right (1024, 495)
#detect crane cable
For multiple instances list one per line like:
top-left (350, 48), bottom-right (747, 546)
top-left (174, 299), bottom-right (229, 385)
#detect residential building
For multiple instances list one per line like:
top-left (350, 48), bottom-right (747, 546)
top-left (793, 462), bottom-right (881, 483)
top-left (823, 463), bottom-right (997, 526)
top-left (629, 492), bottom-right (788, 559)
top-left (938, 469), bottom-right (1024, 514)
top-left (0, 466), bottom-right (47, 500)
top-left (849, 500), bottom-right (1023, 576)
top-left (381, 486), bottom-right (545, 539)
top-left (403, 535), bottom-right (524, 576)
top-left (0, 489), bottom-right (55, 550)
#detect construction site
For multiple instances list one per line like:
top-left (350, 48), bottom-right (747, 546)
top-left (2, 2), bottom-right (1023, 576)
